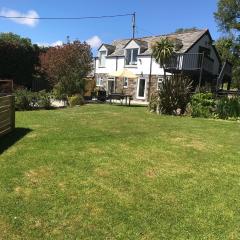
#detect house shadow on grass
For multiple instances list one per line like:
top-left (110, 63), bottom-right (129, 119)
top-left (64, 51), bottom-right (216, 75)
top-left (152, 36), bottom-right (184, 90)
top-left (0, 128), bottom-right (32, 154)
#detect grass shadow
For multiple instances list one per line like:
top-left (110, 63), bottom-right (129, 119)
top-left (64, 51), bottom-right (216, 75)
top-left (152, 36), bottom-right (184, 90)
top-left (0, 128), bottom-right (32, 154)
top-left (111, 104), bottom-right (148, 108)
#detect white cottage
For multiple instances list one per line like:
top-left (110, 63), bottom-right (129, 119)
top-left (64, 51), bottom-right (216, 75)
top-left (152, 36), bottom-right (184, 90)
top-left (94, 29), bottom-right (232, 102)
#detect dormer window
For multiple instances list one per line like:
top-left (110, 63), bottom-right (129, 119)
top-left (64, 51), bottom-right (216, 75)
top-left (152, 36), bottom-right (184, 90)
top-left (99, 50), bottom-right (107, 67)
top-left (125, 48), bottom-right (138, 66)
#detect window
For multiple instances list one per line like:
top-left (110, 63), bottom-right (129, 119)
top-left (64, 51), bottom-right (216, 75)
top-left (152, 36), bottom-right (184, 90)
top-left (157, 77), bottom-right (164, 90)
top-left (123, 77), bottom-right (128, 88)
top-left (99, 50), bottom-right (107, 67)
top-left (199, 46), bottom-right (211, 57)
top-left (137, 78), bottom-right (146, 99)
top-left (107, 78), bottom-right (115, 93)
top-left (96, 77), bottom-right (103, 87)
top-left (125, 48), bottom-right (138, 65)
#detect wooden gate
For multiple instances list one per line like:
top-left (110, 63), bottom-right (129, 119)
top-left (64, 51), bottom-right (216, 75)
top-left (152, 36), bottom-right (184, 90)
top-left (0, 95), bottom-right (15, 137)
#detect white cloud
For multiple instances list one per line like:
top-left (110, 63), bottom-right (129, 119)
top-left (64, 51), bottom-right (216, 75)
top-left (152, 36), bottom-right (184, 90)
top-left (0, 8), bottom-right (39, 27)
top-left (36, 40), bottom-right (63, 47)
top-left (51, 40), bottom-right (63, 47)
top-left (86, 35), bottom-right (102, 49)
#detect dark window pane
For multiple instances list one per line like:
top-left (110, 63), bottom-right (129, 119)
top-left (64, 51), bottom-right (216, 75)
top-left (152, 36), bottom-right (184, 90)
top-left (132, 49), bottom-right (138, 64)
top-left (126, 50), bottom-right (131, 65)
top-left (138, 79), bottom-right (145, 97)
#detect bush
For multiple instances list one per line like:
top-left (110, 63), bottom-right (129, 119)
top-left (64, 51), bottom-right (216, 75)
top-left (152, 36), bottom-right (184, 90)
top-left (149, 75), bottom-right (192, 115)
top-left (68, 94), bottom-right (84, 107)
top-left (14, 89), bottom-right (52, 110)
top-left (37, 90), bottom-right (52, 109)
top-left (216, 96), bottom-right (240, 119)
top-left (148, 92), bottom-right (158, 112)
top-left (14, 89), bottom-right (35, 110)
top-left (190, 93), bottom-right (215, 118)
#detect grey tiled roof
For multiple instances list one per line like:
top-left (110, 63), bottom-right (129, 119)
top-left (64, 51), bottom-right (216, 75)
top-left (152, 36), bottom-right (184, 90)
top-left (102, 44), bottom-right (116, 54)
top-left (106, 29), bottom-right (208, 57)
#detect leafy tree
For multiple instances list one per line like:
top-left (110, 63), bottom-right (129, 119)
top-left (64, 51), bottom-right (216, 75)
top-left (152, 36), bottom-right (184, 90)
top-left (214, 0), bottom-right (240, 33)
top-left (40, 41), bottom-right (92, 97)
top-left (0, 33), bottom-right (39, 87)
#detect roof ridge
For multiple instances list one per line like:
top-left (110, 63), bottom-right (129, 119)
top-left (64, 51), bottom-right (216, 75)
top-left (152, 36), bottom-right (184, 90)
top-left (111, 29), bottom-right (207, 43)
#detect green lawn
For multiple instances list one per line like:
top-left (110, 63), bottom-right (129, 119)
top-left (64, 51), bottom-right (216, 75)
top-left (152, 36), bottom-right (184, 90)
top-left (0, 104), bottom-right (240, 239)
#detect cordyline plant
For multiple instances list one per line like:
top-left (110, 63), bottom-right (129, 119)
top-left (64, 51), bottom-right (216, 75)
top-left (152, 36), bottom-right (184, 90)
top-left (151, 38), bottom-right (175, 74)
top-left (40, 41), bottom-right (92, 98)
top-left (149, 75), bottom-right (192, 115)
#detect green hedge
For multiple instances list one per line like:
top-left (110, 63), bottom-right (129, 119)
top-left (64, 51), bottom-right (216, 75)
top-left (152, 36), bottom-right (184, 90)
top-left (189, 93), bottom-right (240, 120)
top-left (14, 89), bottom-right (52, 111)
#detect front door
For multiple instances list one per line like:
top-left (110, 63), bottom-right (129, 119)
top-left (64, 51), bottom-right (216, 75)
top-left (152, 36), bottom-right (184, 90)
top-left (137, 78), bottom-right (146, 99)
top-left (107, 79), bottom-right (115, 94)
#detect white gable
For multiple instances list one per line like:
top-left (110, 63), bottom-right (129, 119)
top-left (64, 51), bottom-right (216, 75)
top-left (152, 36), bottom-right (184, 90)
top-left (98, 45), bottom-right (108, 52)
top-left (125, 40), bottom-right (140, 49)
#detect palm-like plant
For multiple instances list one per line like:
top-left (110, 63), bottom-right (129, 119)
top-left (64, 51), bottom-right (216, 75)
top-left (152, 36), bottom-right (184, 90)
top-left (152, 38), bottom-right (174, 71)
top-left (151, 38), bottom-right (174, 114)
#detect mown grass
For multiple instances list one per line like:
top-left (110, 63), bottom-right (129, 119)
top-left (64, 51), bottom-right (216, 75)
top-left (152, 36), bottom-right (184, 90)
top-left (0, 104), bottom-right (240, 239)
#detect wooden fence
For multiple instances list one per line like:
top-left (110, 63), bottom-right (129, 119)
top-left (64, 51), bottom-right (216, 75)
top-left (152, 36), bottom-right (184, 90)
top-left (0, 95), bottom-right (15, 137)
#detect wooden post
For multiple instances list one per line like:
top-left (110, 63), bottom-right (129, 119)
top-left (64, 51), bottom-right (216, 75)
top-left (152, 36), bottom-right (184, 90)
top-left (11, 95), bottom-right (15, 131)
top-left (198, 53), bottom-right (204, 92)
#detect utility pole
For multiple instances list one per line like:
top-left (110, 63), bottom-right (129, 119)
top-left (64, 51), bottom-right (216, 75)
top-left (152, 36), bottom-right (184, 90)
top-left (132, 12), bottom-right (136, 39)
top-left (66, 35), bottom-right (70, 44)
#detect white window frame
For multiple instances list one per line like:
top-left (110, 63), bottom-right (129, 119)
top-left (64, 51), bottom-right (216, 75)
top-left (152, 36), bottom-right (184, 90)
top-left (123, 77), bottom-right (128, 88)
top-left (125, 48), bottom-right (138, 66)
top-left (99, 50), bottom-right (107, 67)
top-left (136, 78), bottom-right (146, 99)
top-left (96, 77), bottom-right (103, 87)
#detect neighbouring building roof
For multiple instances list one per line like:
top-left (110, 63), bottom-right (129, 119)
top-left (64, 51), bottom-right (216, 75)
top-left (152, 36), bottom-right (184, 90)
top-left (105, 29), bottom-right (208, 57)
top-left (101, 44), bottom-right (116, 55)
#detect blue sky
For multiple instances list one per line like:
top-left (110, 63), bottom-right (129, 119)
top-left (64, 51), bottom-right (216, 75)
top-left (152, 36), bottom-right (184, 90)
top-left (0, 0), bottom-right (221, 54)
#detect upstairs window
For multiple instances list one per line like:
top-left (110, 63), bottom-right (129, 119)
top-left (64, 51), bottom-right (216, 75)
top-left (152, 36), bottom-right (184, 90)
top-left (125, 48), bottom-right (138, 65)
top-left (99, 51), bottom-right (107, 67)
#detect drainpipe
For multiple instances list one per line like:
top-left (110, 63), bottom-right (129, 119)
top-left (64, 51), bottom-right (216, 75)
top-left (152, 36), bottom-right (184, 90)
top-left (148, 55), bottom-right (153, 101)
top-left (115, 56), bottom-right (118, 92)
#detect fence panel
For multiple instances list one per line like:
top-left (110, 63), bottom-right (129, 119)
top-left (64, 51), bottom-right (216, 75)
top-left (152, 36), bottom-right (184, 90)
top-left (0, 95), bottom-right (15, 137)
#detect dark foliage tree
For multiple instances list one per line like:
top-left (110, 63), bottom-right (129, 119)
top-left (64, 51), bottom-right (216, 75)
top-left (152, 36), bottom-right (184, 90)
top-left (40, 41), bottom-right (92, 97)
top-left (0, 33), bottom-right (40, 88)
top-left (214, 0), bottom-right (240, 33)
top-left (174, 27), bottom-right (198, 34)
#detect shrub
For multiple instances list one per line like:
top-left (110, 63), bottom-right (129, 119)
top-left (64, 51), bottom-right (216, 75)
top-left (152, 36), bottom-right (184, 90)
top-left (149, 75), bottom-right (192, 115)
top-left (14, 89), bottom-right (52, 110)
top-left (148, 92), bottom-right (158, 112)
top-left (37, 90), bottom-right (52, 109)
top-left (68, 94), bottom-right (84, 107)
top-left (190, 93), bottom-right (215, 118)
top-left (216, 96), bottom-right (240, 119)
top-left (14, 89), bottom-right (35, 110)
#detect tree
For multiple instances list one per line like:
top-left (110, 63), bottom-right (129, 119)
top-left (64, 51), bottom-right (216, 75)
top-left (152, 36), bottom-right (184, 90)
top-left (0, 33), bottom-right (39, 88)
top-left (40, 41), bottom-right (92, 97)
top-left (215, 37), bottom-right (240, 88)
top-left (174, 27), bottom-right (198, 34)
top-left (214, 0), bottom-right (240, 33)
top-left (151, 38), bottom-right (174, 74)
top-left (151, 38), bottom-right (175, 114)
